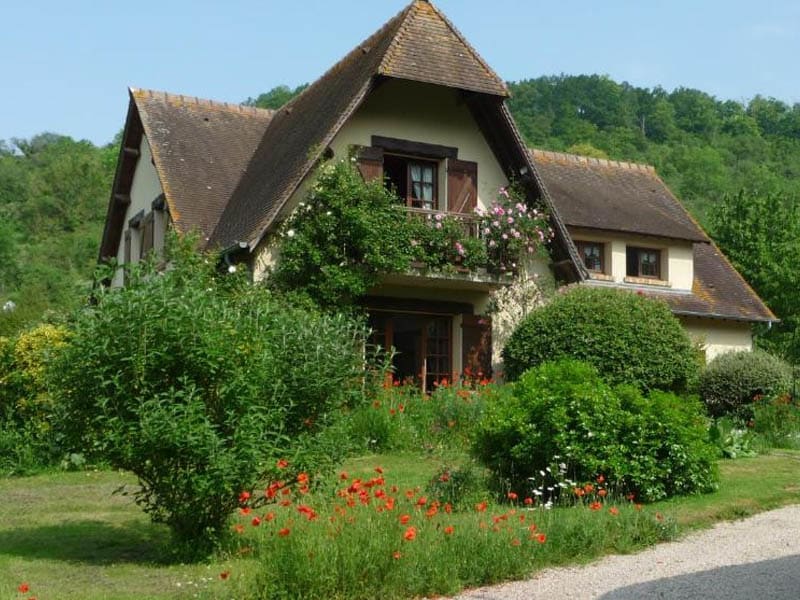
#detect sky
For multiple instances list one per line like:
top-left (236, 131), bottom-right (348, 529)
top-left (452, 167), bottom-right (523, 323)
top-left (2, 0), bottom-right (799, 146)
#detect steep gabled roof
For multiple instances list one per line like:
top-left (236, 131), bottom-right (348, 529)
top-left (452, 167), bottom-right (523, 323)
top-left (531, 149), bottom-right (709, 243)
top-left (209, 0), bottom-right (508, 251)
top-left (99, 89), bottom-right (273, 259)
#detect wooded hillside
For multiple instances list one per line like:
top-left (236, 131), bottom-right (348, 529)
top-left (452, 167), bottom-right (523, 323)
top-left (2, 76), bottom-right (798, 354)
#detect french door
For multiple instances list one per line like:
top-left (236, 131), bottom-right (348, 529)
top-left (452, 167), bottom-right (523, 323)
top-left (368, 312), bottom-right (452, 391)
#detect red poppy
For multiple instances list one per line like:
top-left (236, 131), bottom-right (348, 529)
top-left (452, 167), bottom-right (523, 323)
top-left (528, 524), bottom-right (537, 533)
top-left (609, 507), bottom-right (619, 516)
top-left (251, 516), bottom-right (261, 527)
top-left (233, 524), bottom-right (245, 534)
top-left (297, 472), bottom-right (309, 485)
top-left (524, 497), bottom-right (534, 505)
top-left (416, 496), bottom-right (428, 507)
top-left (475, 501), bottom-right (488, 512)
top-left (18, 583), bottom-right (30, 594)
top-left (444, 525), bottom-right (454, 535)
top-left (439, 472), bottom-right (451, 482)
top-left (596, 474), bottom-right (605, 484)
top-left (375, 466), bottom-right (384, 474)
top-left (238, 490), bottom-right (251, 504)
top-left (627, 492), bottom-right (636, 501)
top-left (536, 533), bottom-right (547, 544)
top-left (393, 550), bottom-right (402, 559)
top-left (385, 497), bottom-right (396, 511)
top-left (372, 400), bottom-right (381, 409)
top-left (443, 503), bottom-right (452, 514)
top-left (584, 483), bottom-right (594, 494)
top-left (511, 538), bottom-right (521, 547)
top-left (399, 514), bottom-right (411, 524)
top-left (598, 489), bottom-right (607, 498)
top-left (389, 408), bottom-right (396, 415)
top-left (276, 458), bottom-right (289, 469)
top-left (278, 527), bottom-right (291, 537)
top-left (507, 491), bottom-right (518, 500)
top-left (264, 512), bottom-right (275, 521)
top-left (239, 507), bottom-right (251, 516)
top-left (589, 501), bottom-right (602, 511)
top-left (425, 506), bottom-right (438, 518)
top-left (219, 571), bottom-right (230, 580)
top-left (574, 487), bottom-right (585, 497)
top-left (403, 526), bottom-right (417, 541)
top-left (340, 471), bottom-right (349, 480)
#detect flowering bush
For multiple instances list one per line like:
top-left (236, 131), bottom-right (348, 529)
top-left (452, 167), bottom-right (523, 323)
top-left (409, 213), bottom-right (487, 272)
top-left (477, 185), bottom-right (552, 274)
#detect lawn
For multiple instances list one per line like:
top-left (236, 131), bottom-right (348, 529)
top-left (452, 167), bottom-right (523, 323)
top-left (1, 452), bottom-right (798, 600)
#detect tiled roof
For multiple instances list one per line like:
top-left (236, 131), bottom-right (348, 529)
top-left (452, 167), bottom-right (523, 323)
top-left (531, 149), bottom-right (709, 243)
top-left (655, 242), bottom-right (776, 322)
top-left (209, 0), bottom-right (508, 250)
top-left (131, 89), bottom-right (273, 241)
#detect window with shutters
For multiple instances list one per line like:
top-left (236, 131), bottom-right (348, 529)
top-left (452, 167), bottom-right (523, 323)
top-left (383, 155), bottom-right (438, 210)
top-left (355, 138), bottom-right (478, 215)
top-left (626, 247), bottom-right (661, 279)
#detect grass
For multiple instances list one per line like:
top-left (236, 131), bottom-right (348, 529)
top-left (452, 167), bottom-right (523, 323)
top-left (0, 452), bottom-right (798, 599)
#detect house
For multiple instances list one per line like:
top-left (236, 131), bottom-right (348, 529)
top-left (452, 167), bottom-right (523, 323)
top-left (98, 0), bottom-right (775, 388)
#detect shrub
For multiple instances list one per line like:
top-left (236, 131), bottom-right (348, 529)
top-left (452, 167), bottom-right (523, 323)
top-left (0, 324), bottom-right (70, 474)
top-left (502, 286), bottom-right (699, 392)
top-left (750, 394), bottom-right (800, 450)
top-left (50, 239), bottom-right (368, 552)
top-left (699, 349), bottom-right (792, 419)
top-left (474, 360), bottom-right (718, 502)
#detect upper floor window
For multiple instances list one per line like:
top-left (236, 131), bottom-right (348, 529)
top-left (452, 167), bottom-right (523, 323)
top-left (576, 241), bottom-right (604, 273)
top-left (384, 155), bottom-right (438, 210)
top-left (627, 247), bottom-right (661, 279)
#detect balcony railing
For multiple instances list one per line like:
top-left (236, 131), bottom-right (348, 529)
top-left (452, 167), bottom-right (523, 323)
top-left (401, 206), bottom-right (481, 239)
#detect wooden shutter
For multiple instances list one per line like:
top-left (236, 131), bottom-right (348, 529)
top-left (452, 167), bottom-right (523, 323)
top-left (141, 211), bottom-right (154, 258)
top-left (461, 314), bottom-right (492, 379)
top-left (447, 159), bottom-right (478, 213)
top-left (355, 145), bottom-right (384, 182)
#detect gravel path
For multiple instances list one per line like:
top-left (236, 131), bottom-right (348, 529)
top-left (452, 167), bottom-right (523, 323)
top-left (454, 504), bottom-right (800, 600)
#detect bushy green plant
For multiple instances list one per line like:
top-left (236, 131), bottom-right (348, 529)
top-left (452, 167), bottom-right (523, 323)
top-left (502, 286), bottom-right (699, 392)
top-left (0, 324), bottom-right (70, 474)
top-left (50, 239), bottom-right (368, 552)
top-left (751, 393), bottom-right (800, 450)
top-left (425, 463), bottom-right (487, 509)
top-left (709, 417), bottom-right (758, 458)
top-left (699, 349), bottom-right (792, 419)
top-left (475, 360), bottom-right (718, 502)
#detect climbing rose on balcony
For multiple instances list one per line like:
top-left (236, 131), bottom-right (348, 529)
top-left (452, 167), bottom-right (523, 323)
top-left (476, 185), bottom-right (552, 274)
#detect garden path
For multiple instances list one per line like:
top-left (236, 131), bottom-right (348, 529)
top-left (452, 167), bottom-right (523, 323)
top-left (454, 504), bottom-right (800, 599)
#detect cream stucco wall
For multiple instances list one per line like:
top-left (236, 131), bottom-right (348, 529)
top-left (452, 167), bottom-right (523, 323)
top-left (111, 135), bottom-right (164, 286)
top-left (680, 316), bottom-right (753, 361)
top-left (569, 227), bottom-right (694, 290)
top-left (331, 79), bottom-right (509, 212)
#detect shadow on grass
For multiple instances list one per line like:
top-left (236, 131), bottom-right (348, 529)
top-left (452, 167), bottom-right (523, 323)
top-left (0, 519), bottom-right (179, 565)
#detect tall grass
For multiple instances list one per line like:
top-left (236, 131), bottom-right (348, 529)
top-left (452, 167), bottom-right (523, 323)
top-left (216, 466), bottom-right (676, 599)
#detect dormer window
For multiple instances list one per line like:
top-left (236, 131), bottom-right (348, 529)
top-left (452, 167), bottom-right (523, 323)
top-left (627, 247), bottom-right (661, 279)
top-left (576, 241), bottom-right (604, 273)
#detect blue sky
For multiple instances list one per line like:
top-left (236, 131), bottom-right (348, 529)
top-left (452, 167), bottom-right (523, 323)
top-left (2, 0), bottom-right (798, 146)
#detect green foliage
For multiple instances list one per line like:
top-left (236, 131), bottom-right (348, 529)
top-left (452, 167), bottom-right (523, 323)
top-left (270, 159), bottom-right (415, 307)
top-left (425, 463), bottom-right (487, 509)
top-left (699, 350), bottom-right (792, 419)
top-left (711, 189), bottom-right (800, 359)
top-left (751, 394), bottom-right (800, 450)
top-left (0, 134), bottom-right (116, 336)
top-left (474, 360), bottom-right (718, 502)
top-left (709, 417), bottom-right (758, 459)
top-left (243, 84), bottom-right (308, 109)
top-left (271, 160), bottom-right (494, 308)
top-left (502, 286), bottom-right (699, 392)
top-left (0, 324), bottom-right (70, 474)
top-left (49, 238), bottom-right (368, 551)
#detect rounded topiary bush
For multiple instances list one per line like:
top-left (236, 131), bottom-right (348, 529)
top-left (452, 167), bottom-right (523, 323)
top-left (474, 360), bottom-right (718, 502)
top-left (502, 286), bottom-right (699, 392)
top-left (699, 349), bottom-right (792, 419)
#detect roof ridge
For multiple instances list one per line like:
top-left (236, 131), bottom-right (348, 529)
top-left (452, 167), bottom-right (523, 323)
top-left (129, 87), bottom-right (275, 117)
top-left (529, 148), bottom-right (656, 173)
top-left (423, 1), bottom-right (509, 96)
